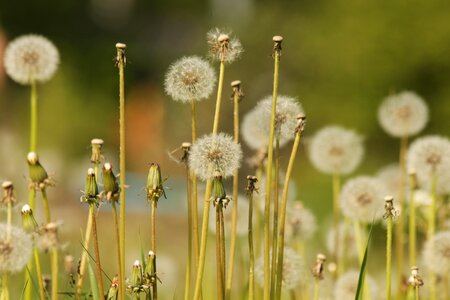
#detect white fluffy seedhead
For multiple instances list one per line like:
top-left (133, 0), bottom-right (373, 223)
top-left (164, 56), bottom-right (216, 103)
top-left (308, 126), bottom-right (364, 175)
top-left (4, 34), bottom-right (59, 85)
top-left (285, 202), bottom-right (317, 241)
top-left (0, 224), bottom-right (32, 273)
top-left (378, 91), bottom-right (428, 137)
top-left (407, 135), bottom-right (450, 195)
top-left (334, 270), bottom-right (378, 299)
top-left (188, 133), bottom-right (242, 181)
top-left (423, 231), bottom-right (450, 276)
top-left (340, 176), bottom-right (386, 223)
top-left (207, 28), bottom-right (243, 63)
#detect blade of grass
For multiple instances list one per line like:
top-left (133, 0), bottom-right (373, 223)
top-left (88, 258), bottom-right (100, 300)
top-left (354, 223), bottom-right (374, 300)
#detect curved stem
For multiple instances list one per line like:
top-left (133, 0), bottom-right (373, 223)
top-left (90, 205), bottom-right (105, 300)
top-left (264, 45), bottom-right (280, 300)
top-left (191, 100), bottom-right (200, 269)
top-left (111, 201), bottom-right (123, 300)
top-left (274, 132), bottom-right (302, 300)
top-left (248, 189), bottom-right (255, 300)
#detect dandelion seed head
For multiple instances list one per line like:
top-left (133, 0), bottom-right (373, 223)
top-left (164, 56), bottom-right (216, 103)
top-left (0, 224), bottom-right (32, 273)
top-left (4, 34), bottom-right (59, 85)
top-left (308, 126), bottom-right (364, 175)
top-left (340, 176), bottom-right (386, 223)
top-left (423, 231), bottom-right (450, 276)
top-left (407, 135), bottom-right (450, 195)
top-left (326, 223), bottom-right (358, 259)
top-left (334, 270), bottom-right (378, 299)
top-left (285, 202), bottom-right (317, 241)
top-left (35, 222), bottom-right (63, 252)
top-left (413, 189), bottom-right (432, 206)
top-left (378, 91), bottom-right (428, 137)
top-left (376, 164), bottom-right (402, 196)
top-left (207, 28), bottom-right (243, 63)
top-left (241, 108), bottom-right (269, 150)
top-left (255, 247), bottom-right (304, 290)
top-left (189, 133), bottom-right (242, 181)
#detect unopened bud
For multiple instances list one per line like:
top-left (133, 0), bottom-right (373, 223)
top-left (27, 152), bottom-right (49, 184)
top-left (107, 276), bottom-right (119, 299)
top-left (82, 168), bottom-right (99, 204)
top-left (130, 260), bottom-right (142, 287)
top-left (146, 163), bottom-right (165, 203)
top-left (102, 163), bottom-right (119, 201)
top-left (2, 181), bottom-right (16, 205)
top-left (21, 204), bottom-right (36, 232)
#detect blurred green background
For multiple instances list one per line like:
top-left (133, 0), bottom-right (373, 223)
top-left (1, 0), bottom-right (450, 298)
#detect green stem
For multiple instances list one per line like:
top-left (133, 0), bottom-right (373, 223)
top-left (415, 285), bottom-right (419, 300)
top-left (409, 189), bottom-right (417, 267)
top-left (353, 221), bottom-right (364, 264)
top-left (428, 172), bottom-right (437, 300)
top-left (191, 100), bottom-right (200, 269)
top-left (51, 248), bottom-right (58, 300)
top-left (264, 42), bottom-right (281, 300)
top-left (90, 205), bottom-right (105, 300)
top-left (248, 189), bottom-right (255, 300)
top-left (1, 273), bottom-right (10, 300)
top-left (274, 131), bottom-right (302, 300)
top-left (215, 205), bottom-right (224, 300)
top-left (111, 201), bottom-right (123, 300)
top-left (225, 86), bottom-right (240, 299)
top-left (75, 212), bottom-right (93, 298)
top-left (212, 62), bottom-right (225, 135)
top-left (254, 167), bottom-right (263, 259)
top-left (386, 217), bottom-right (393, 300)
top-left (270, 139), bottom-right (280, 299)
top-left (220, 208), bottom-right (226, 293)
top-left (313, 279), bottom-right (319, 300)
top-left (34, 248), bottom-right (45, 300)
top-left (26, 188), bottom-right (37, 300)
top-left (41, 188), bottom-right (51, 222)
top-left (332, 173), bottom-right (341, 275)
top-left (151, 200), bottom-right (158, 300)
top-left (185, 167), bottom-right (193, 300)
top-left (30, 79), bottom-right (37, 152)
top-left (117, 45), bottom-right (127, 300)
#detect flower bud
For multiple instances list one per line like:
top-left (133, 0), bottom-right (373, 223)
top-left (82, 168), bottom-right (99, 205)
top-left (90, 138), bottom-right (104, 163)
top-left (145, 251), bottom-right (157, 283)
top-left (102, 162), bottom-right (119, 201)
top-left (27, 152), bottom-right (49, 184)
top-left (21, 204), bottom-right (37, 232)
top-left (131, 260), bottom-right (142, 287)
top-left (211, 173), bottom-right (231, 208)
top-left (146, 163), bottom-right (165, 203)
top-left (107, 276), bottom-right (119, 300)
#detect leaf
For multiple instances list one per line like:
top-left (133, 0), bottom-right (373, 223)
top-left (354, 223), bottom-right (374, 300)
top-left (88, 257), bottom-right (100, 300)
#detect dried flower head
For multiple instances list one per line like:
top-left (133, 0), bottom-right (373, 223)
top-left (207, 28), bottom-right (243, 63)
top-left (81, 168), bottom-right (100, 205)
top-left (4, 34), bottom-right (59, 85)
top-left (378, 91), bottom-right (428, 137)
top-left (340, 176), bottom-right (386, 223)
top-left (407, 266), bottom-right (424, 288)
top-left (90, 138), bottom-right (104, 164)
top-left (189, 133), bottom-right (242, 181)
top-left (334, 270), bottom-right (378, 299)
top-left (326, 223), bottom-right (358, 259)
top-left (35, 222), bottom-right (63, 252)
top-left (255, 247), bottom-right (304, 290)
top-left (1, 181), bottom-right (16, 208)
top-left (285, 202), bottom-right (317, 241)
top-left (255, 95), bottom-right (304, 146)
top-left (308, 126), bottom-right (364, 175)
top-left (407, 135), bottom-right (450, 195)
top-left (312, 253), bottom-right (326, 280)
top-left (422, 231), bottom-right (450, 276)
top-left (0, 223), bottom-right (32, 273)
top-left (164, 56), bottom-right (216, 103)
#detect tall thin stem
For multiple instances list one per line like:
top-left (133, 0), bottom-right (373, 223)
top-left (75, 212), bottom-right (93, 298)
top-left (185, 167), bottom-right (193, 300)
top-left (212, 62), bottom-right (225, 134)
top-left (332, 173), bottom-right (341, 275)
top-left (111, 201), bottom-right (123, 300)
top-left (215, 204), bottom-right (224, 300)
top-left (386, 217), bottom-right (393, 300)
top-left (51, 248), bottom-right (58, 300)
top-left (274, 126), bottom-right (303, 300)
top-left (408, 189), bottom-right (417, 267)
top-left (248, 186), bottom-right (255, 300)
top-left (313, 279), bottom-right (319, 300)
top-left (34, 248), bottom-right (45, 300)
top-left (151, 200), bottom-right (158, 299)
top-left (264, 37), bottom-right (282, 300)
top-left (226, 82), bottom-right (240, 299)
top-left (116, 43), bottom-right (127, 300)
top-left (90, 205), bottom-right (105, 300)
top-left (30, 79), bottom-right (37, 152)
top-left (270, 138), bottom-right (280, 299)
top-left (220, 208), bottom-right (226, 291)
top-left (428, 172), bottom-right (437, 300)
top-left (191, 100), bottom-right (200, 268)
top-left (1, 273), bottom-right (10, 300)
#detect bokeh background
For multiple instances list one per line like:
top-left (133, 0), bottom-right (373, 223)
top-left (1, 0), bottom-right (450, 298)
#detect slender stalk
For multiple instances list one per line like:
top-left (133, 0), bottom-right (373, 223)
top-left (396, 135), bottom-right (408, 298)
top-left (254, 167), bottom-right (263, 259)
top-left (248, 187), bottom-right (255, 300)
top-left (313, 279), bottom-right (319, 300)
top-left (116, 43), bottom-right (127, 300)
top-left (415, 285), bottom-right (419, 300)
top-left (220, 208), bottom-right (226, 291)
top-left (386, 217), bottom-right (393, 300)
top-left (51, 248), bottom-right (58, 300)
top-left (90, 205), bottom-right (105, 300)
top-left (30, 79), bottom-right (37, 152)
top-left (41, 188), bottom-right (51, 222)
top-left (111, 201), bottom-right (123, 300)
top-left (151, 200), bottom-right (158, 299)
top-left (332, 173), bottom-right (342, 275)
top-left (34, 248), bottom-right (45, 300)
top-left (409, 189), bottom-right (417, 266)
top-left (2, 203), bottom-right (12, 300)
top-left (353, 221), bottom-right (364, 264)
top-left (185, 167), bottom-right (193, 300)
top-left (264, 37), bottom-right (281, 300)
top-left (215, 204), bottom-right (224, 300)
top-left (270, 139), bottom-right (280, 299)
top-left (193, 53), bottom-right (226, 300)
top-left (191, 100), bottom-right (200, 268)
top-left (226, 82), bottom-right (240, 299)
top-left (1, 273), bottom-right (10, 300)
top-left (274, 127), bottom-right (303, 300)
top-left (75, 212), bottom-right (93, 298)
top-left (428, 172), bottom-right (437, 300)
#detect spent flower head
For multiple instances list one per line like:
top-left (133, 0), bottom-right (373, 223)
top-left (407, 266), bottom-right (424, 288)
top-left (35, 221), bottom-right (63, 252)
top-left (1, 181), bottom-right (16, 208)
top-left (378, 91), bottom-right (428, 137)
top-left (407, 135), bottom-right (450, 195)
top-left (340, 176), bottom-right (386, 223)
top-left (90, 138), bottom-right (104, 164)
top-left (189, 133), bottom-right (242, 181)
top-left (207, 28), bottom-right (243, 63)
top-left (311, 253), bottom-right (326, 280)
top-left (4, 34), bottom-right (59, 85)
top-left (285, 202), bottom-right (317, 241)
top-left (422, 230), bottom-right (450, 276)
top-left (308, 126), bottom-right (364, 175)
top-left (165, 56), bottom-right (216, 103)
top-left (0, 223), bottom-right (32, 273)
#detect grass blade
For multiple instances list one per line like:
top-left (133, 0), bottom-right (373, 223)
top-left (88, 257), bottom-right (100, 300)
top-left (355, 223), bottom-right (374, 300)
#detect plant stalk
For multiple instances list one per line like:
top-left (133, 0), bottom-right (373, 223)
top-left (215, 204), bottom-right (224, 300)
top-left (34, 248), bottom-right (45, 300)
top-left (75, 212), bottom-right (93, 298)
top-left (111, 201), bottom-right (123, 300)
top-left (191, 100), bottom-right (200, 268)
top-left (332, 173), bottom-right (342, 275)
top-left (428, 172), bottom-right (437, 300)
top-left (270, 139), bottom-right (280, 299)
top-left (386, 217), bottom-right (393, 300)
top-left (408, 189), bottom-right (417, 267)
top-left (184, 166), bottom-right (193, 300)
top-left (30, 79), bottom-right (37, 152)
top-left (90, 204), bottom-right (105, 300)
top-left (248, 186), bottom-right (255, 300)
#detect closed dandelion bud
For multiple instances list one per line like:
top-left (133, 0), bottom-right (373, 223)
top-left (102, 162), bottom-right (119, 201)
top-left (146, 163), bottom-right (165, 203)
top-left (27, 152), bottom-right (48, 184)
top-left (1, 181), bottom-right (16, 206)
top-left (211, 173), bottom-right (231, 208)
top-left (90, 138), bottom-right (104, 163)
top-left (82, 168), bottom-right (99, 205)
top-left (145, 251), bottom-right (156, 278)
top-left (131, 260), bottom-right (143, 287)
top-left (21, 204), bottom-right (36, 232)
top-left (107, 277), bottom-right (119, 300)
